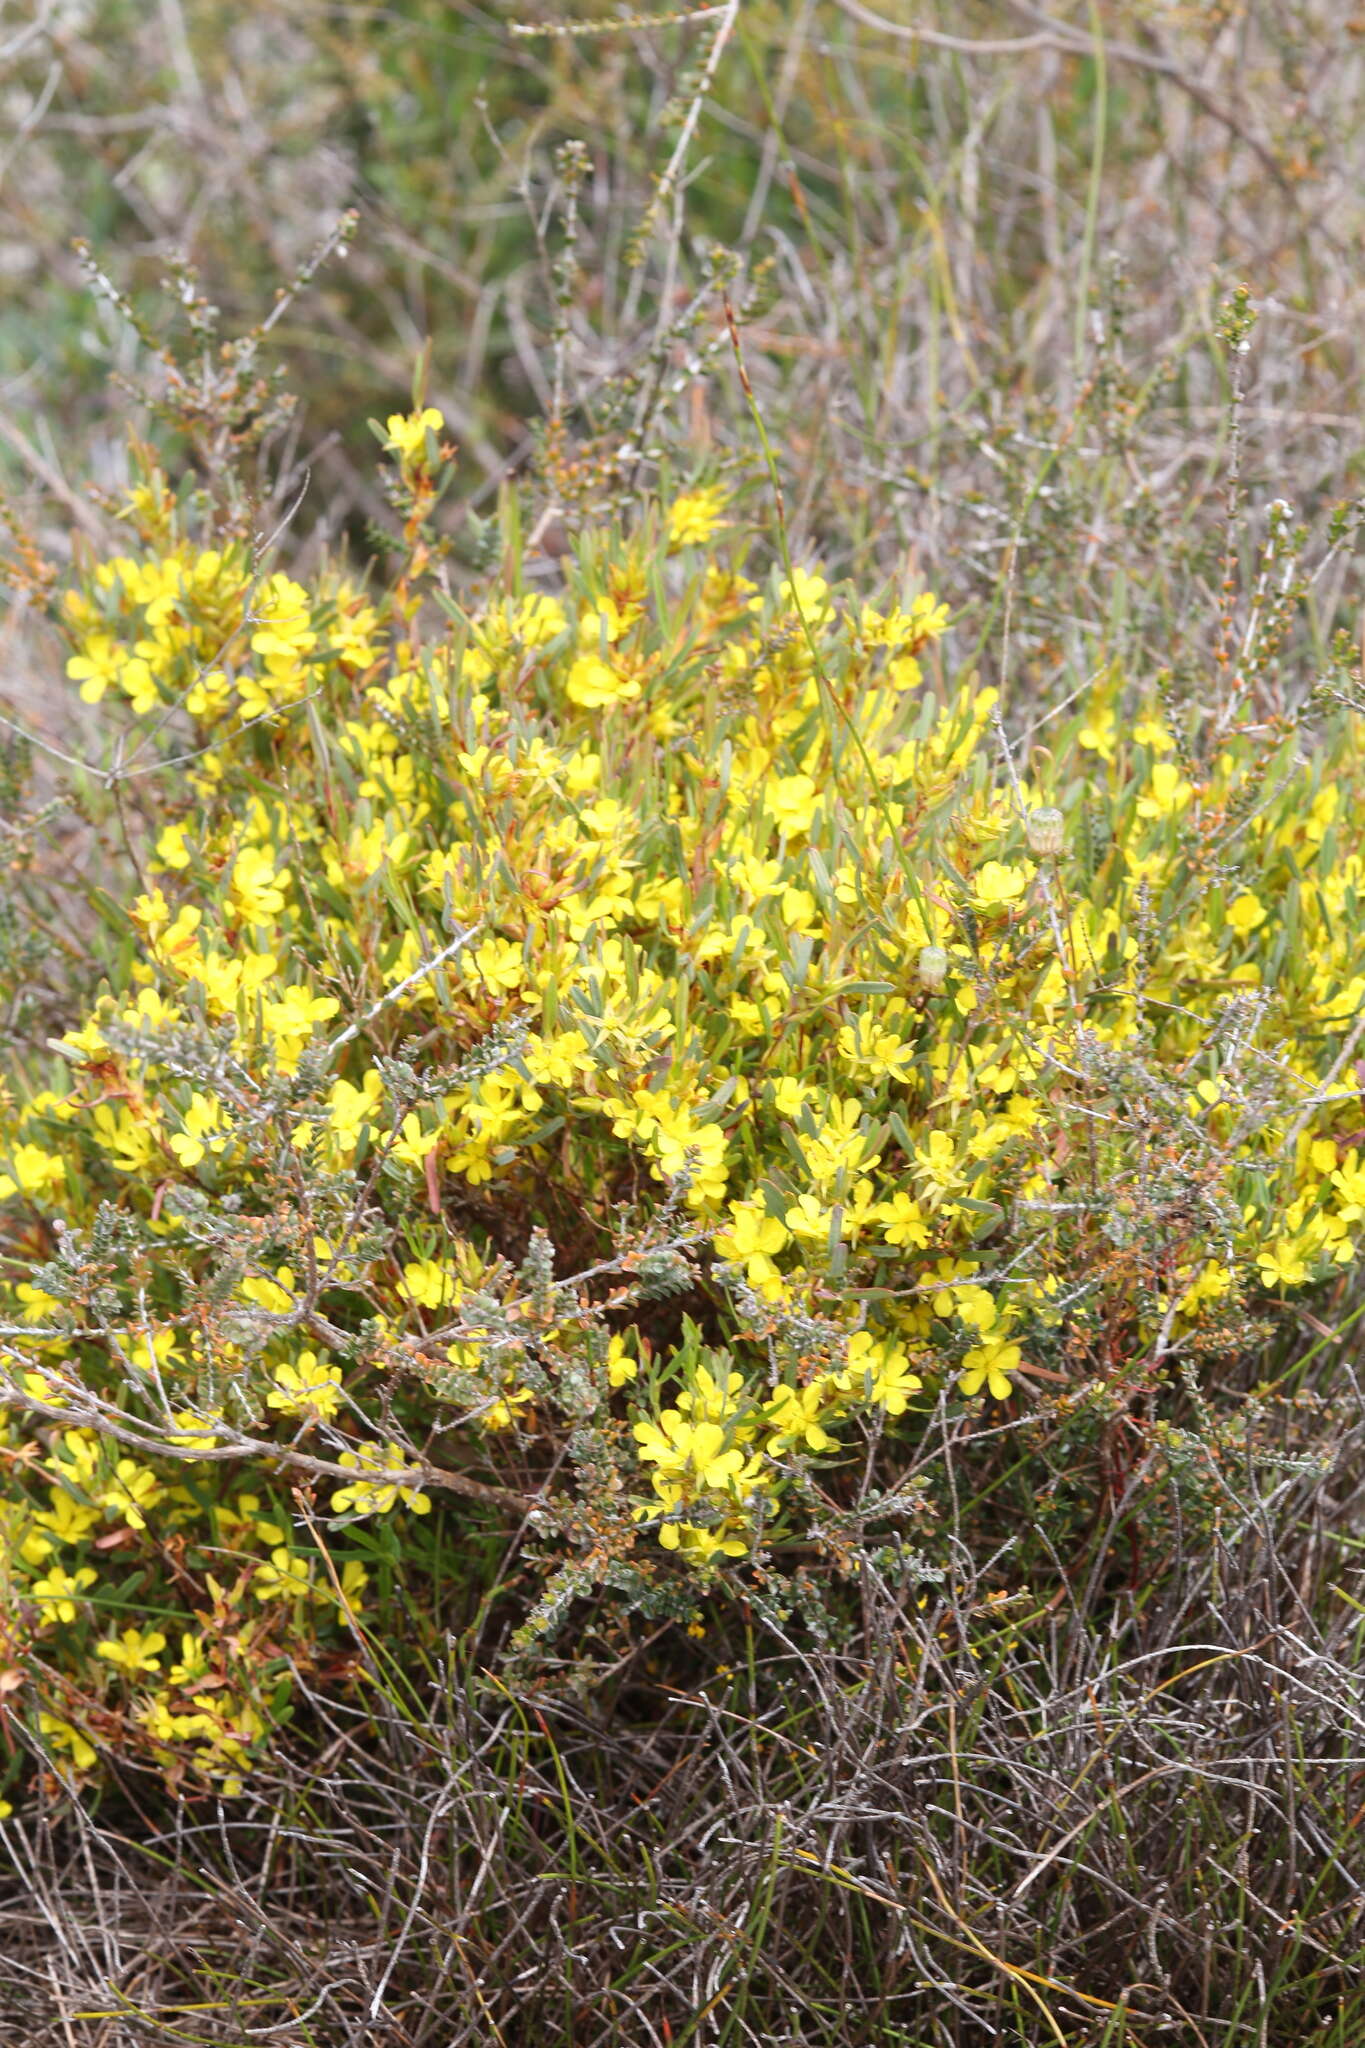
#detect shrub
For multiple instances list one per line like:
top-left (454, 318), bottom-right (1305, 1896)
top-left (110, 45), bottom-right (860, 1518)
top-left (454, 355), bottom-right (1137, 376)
top-left (1, 409), bottom-right (1363, 1808)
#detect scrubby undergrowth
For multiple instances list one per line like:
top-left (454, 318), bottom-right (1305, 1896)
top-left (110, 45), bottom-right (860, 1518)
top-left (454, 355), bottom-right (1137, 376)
top-left (0, 396), bottom-right (1364, 2038)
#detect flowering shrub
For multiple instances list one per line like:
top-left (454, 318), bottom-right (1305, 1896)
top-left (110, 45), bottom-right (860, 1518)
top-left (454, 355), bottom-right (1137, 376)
top-left (2, 413), bottom-right (1363, 1801)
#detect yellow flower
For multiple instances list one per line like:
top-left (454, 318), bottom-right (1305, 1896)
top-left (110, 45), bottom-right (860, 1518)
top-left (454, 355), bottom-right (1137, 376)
top-left (391, 1112), bottom-right (440, 1170)
top-left (972, 860), bottom-right (1029, 909)
top-left (328, 1070), bottom-right (385, 1154)
top-left (1132, 710), bottom-right (1174, 752)
top-left (1257, 1238), bottom-right (1309, 1290)
top-left (384, 406), bottom-right (445, 463)
top-left (339, 1560), bottom-right (370, 1604)
top-left (480, 1387), bottom-right (534, 1431)
top-left (860, 595), bottom-right (949, 652)
top-left (959, 1337), bottom-right (1021, 1401)
top-left (185, 667), bottom-right (232, 721)
top-left (239, 1264), bottom-right (296, 1315)
top-left (97, 1627), bottom-right (167, 1675)
top-left (165, 1405), bottom-right (220, 1457)
top-left (766, 774), bottom-right (821, 838)
top-left (251, 1548), bottom-right (315, 1602)
top-left (229, 846), bottom-right (290, 925)
top-left (332, 1441), bottom-right (431, 1517)
top-left (633, 1411), bottom-right (748, 1490)
top-left (1077, 706), bottom-right (1116, 761)
top-left (875, 1191), bottom-right (930, 1248)
top-left (785, 1191), bottom-right (835, 1248)
top-left (772, 1077), bottom-right (816, 1118)
top-left (511, 593), bottom-right (568, 645)
top-left (261, 985), bottom-right (341, 1069)
top-left (1136, 761), bottom-right (1193, 818)
top-left (714, 1199), bottom-right (789, 1290)
top-left (167, 1632), bottom-right (210, 1688)
top-left (0, 1142), bottom-right (66, 1204)
top-left (914, 1129), bottom-right (968, 1210)
top-left (1225, 892), bottom-right (1265, 939)
top-left (1176, 1261), bottom-right (1234, 1315)
top-left (244, 574), bottom-right (317, 714)
top-left (66, 633), bottom-right (125, 705)
top-left (266, 1352), bottom-right (344, 1422)
top-left (765, 1381), bottom-right (836, 1453)
top-left (402, 1258), bottom-right (458, 1310)
top-left (30, 1564), bottom-right (97, 1623)
top-left (779, 567), bottom-right (831, 618)
top-left (606, 1334), bottom-right (639, 1388)
top-left (838, 1012), bottom-right (913, 1081)
top-left (97, 1460), bottom-right (164, 1531)
top-left (462, 935), bottom-right (526, 995)
top-left (565, 652), bottom-right (641, 708)
top-left (838, 1330), bottom-right (923, 1415)
top-left (155, 822), bottom-right (193, 869)
top-left (1331, 1149), bottom-right (1365, 1220)
top-left (168, 1091), bottom-right (225, 1169)
top-left (33, 1489), bottom-right (101, 1546)
top-left (667, 486), bottom-right (729, 550)
top-left (39, 1715), bottom-right (97, 1773)
top-left (675, 1364), bottom-right (750, 1427)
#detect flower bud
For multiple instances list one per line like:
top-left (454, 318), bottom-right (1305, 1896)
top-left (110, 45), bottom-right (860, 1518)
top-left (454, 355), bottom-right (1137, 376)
top-left (1026, 806), bottom-right (1065, 858)
top-left (917, 944), bottom-right (948, 991)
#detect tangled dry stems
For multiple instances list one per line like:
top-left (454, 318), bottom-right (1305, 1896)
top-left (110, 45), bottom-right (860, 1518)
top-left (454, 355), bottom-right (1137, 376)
top-left (3, 1281), bottom-right (1362, 2030)
top-left (2, 1343), bottom-right (1362, 2046)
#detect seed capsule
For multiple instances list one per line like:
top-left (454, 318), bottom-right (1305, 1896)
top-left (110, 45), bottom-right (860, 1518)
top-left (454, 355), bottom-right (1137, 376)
top-left (1026, 806), bottom-right (1065, 857)
top-left (917, 944), bottom-right (948, 991)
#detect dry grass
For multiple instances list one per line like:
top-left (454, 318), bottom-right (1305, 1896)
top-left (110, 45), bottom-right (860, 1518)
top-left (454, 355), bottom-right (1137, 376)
top-left (2, 1332), bottom-right (1363, 2046)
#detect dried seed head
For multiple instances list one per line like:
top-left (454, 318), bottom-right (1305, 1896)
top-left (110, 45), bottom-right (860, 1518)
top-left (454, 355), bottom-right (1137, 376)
top-left (917, 944), bottom-right (948, 991)
top-left (1026, 806), bottom-right (1065, 858)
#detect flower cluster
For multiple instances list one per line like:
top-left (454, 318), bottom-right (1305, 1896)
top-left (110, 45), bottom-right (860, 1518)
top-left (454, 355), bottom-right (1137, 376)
top-left (2, 414), bottom-right (1363, 1797)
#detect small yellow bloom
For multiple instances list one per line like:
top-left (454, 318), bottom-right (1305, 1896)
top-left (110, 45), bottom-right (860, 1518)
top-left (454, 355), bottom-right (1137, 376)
top-left (667, 486), bottom-right (729, 550)
top-left (267, 1352), bottom-right (344, 1422)
top-left (168, 1633), bottom-right (210, 1687)
top-left (332, 1441), bottom-right (431, 1517)
top-left (1225, 892), bottom-right (1265, 939)
top-left (97, 1626), bottom-right (167, 1675)
top-left (606, 1334), bottom-right (639, 1388)
top-left (384, 406), bottom-right (445, 463)
top-left (1136, 761), bottom-right (1193, 818)
top-left (634, 1413), bottom-right (749, 1490)
top-left (765, 1381), bottom-right (836, 1453)
top-left (229, 846), bottom-right (290, 925)
top-left (766, 774), bottom-right (821, 838)
top-left (1077, 706), bottom-right (1116, 761)
top-left (1257, 1238), bottom-right (1309, 1290)
top-left (972, 860), bottom-right (1029, 910)
top-left (97, 1459), bottom-right (164, 1532)
top-left (39, 1715), bottom-right (97, 1773)
top-left (779, 567), bottom-right (831, 618)
top-left (251, 1548), bottom-right (315, 1602)
top-left (564, 652), bottom-right (641, 709)
top-left (959, 1337), bottom-right (1021, 1401)
top-left (0, 1142), bottom-right (66, 1205)
top-left (402, 1258), bottom-right (458, 1310)
top-left (480, 1387), bottom-right (534, 1431)
top-left (1132, 710), bottom-right (1174, 752)
top-left (714, 1199), bottom-right (789, 1289)
top-left (30, 1563), bottom-right (97, 1624)
top-left (155, 823), bottom-right (193, 870)
top-left (168, 1091), bottom-right (225, 1169)
top-left (875, 1190), bottom-right (930, 1249)
top-left (838, 1330), bottom-right (923, 1415)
